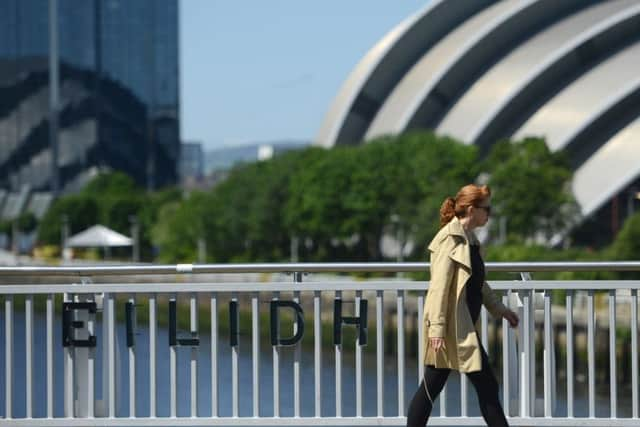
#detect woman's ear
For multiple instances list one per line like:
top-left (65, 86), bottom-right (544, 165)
top-left (466, 205), bottom-right (474, 216)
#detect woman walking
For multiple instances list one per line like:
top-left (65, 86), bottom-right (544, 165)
top-left (407, 184), bottom-right (519, 427)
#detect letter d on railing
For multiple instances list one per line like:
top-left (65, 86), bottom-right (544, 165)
top-left (271, 301), bottom-right (305, 346)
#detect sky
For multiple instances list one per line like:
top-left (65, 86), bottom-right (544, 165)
top-left (179, 1), bottom-right (425, 151)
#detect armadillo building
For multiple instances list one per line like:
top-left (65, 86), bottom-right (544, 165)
top-left (318, 0), bottom-right (640, 243)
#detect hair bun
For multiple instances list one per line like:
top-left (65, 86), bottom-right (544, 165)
top-left (439, 197), bottom-right (457, 227)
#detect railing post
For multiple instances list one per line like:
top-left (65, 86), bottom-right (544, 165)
top-left (252, 290), bottom-right (260, 418)
top-left (25, 295), bottom-right (33, 418)
top-left (149, 294), bottom-right (157, 417)
top-left (46, 293), bottom-right (55, 418)
top-left (397, 290), bottom-right (405, 416)
top-left (631, 288), bottom-right (638, 418)
top-left (128, 295), bottom-right (136, 418)
top-left (63, 293), bottom-right (73, 417)
top-left (169, 294), bottom-right (178, 417)
top-left (355, 289), bottom-right (363, 417)
top-left (294, 273), bottom-right (302, 418)
top-left (314, 289), bottom-right (322, 418)
top-left (190, 293), bottom-right (199, 418)
top-left (272, 290), bottom-right (280, 417)
top-left (588, 290), bottom-right (596, 418)
top-left (609, 289), bottom-right (617, 418)
top-left (506, 290), bottom-right (520, 416)
top-left (543, 290), bottom-right (557, 416)
top-left (566, 290), bottom-right (574, 418)
top-left (377, 289), bottom-right (385, 417)
top-left (517, 272), bottom-right (535, 417)
top-left (75, 293), bottom-right (95, 418)
top-left (232, 292), bottom-right (240, 417)
top-left (106, 293), bottom-right (118, 417)
top-left (335, 290), bottom-right (342, 417)
top-left (5, 295), bottom-right (13, 419)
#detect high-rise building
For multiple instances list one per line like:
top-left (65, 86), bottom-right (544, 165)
top-left (179, 141), bottom-right (204, 183)
top-left (0, 0), bottom-right (180, 193)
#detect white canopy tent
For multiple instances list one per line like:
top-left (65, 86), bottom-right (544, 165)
top-left (66, 224), bottom-right (132, 248)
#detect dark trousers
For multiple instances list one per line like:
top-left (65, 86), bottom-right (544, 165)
top-left (406, 347), bottom-right (509, 427)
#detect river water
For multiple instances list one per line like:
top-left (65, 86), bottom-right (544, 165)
top-left (0, 310), bottom-right (633, 420)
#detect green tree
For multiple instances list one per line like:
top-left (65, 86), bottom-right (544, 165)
top-left (242, 151), bottom-right (309, 261)
top-left (150, 132), bottom-right (576, 264)
top-left (286, 146), bottom-right (371, 260)
top-left (609, 211), bottom-right (640, 260)
top-left (82, 171), bottom-right (138, 196)
top-left (139, 187), bottom-right (182, 259)
top-left (603, 212), bottom-right (640, 279)
top-left (285, 132), bottom-right (479, 261)
top-left (81, 171), bottom-right (146, 232)
top-left (0, 220), bottom-right (11, 235)
top-left (152, 197), bottom-right (201, 262)
top-left (342, 141), bottom-right (397, 260)
top-left (151, 190), bottom-right (224, 263)
top-left (16, 212), bottom-right (38, 232)
top-left (100, 196), bottom-right (144, 234)
top-left (37, 195), bottom-right (99, 244)
top-left (484, 138), bottom-right (578, 242)
top-left (82, 171), bottom-right (165, 259)
top-left (395, 132), bottom-right (479, 255)
top-left (37, 171), bottom-right (164, 259)
top-left (210, 162), bottom-right (266, 261)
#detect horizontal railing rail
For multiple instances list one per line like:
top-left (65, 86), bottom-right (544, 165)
top-left (0, 280), bottom-right (640, 294)
top-left (0, 262), bottom-right (638, 426)
top-left (1, 260), bottom-right (640, 276)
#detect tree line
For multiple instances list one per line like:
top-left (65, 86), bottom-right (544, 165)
top-left (35, 131), bottom-right (637, 267)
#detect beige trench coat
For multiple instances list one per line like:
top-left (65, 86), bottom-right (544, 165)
top-left (422, 216), bottom-right (507, 373)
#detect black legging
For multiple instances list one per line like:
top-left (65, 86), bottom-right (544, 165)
top-left (406, 347), bottom-right (508, 427)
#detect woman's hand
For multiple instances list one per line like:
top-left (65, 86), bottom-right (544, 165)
top-left (429, 337), bottom-right (446, 352)
top-left (503, 309), bottom-right (519, 328)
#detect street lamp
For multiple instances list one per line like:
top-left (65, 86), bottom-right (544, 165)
top-left (60, 214), bottom-right (70, 261)
top-left (290, 235), bottom-right (299, 263)
top-left (11, 219), bottom-right (18, 256)
top-left (390, 214), bottom-right (403, 263)
top-left (197, 238), bottom-right (206, 264)
top-left (129, 215), bottom-right (140, 262)
top-left (60, 214), bottom-right (69, 249)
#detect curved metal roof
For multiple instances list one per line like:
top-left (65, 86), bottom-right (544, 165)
top-left (315, 0), bottom-right (494, 147)
top-left (513, 40), bottom-right (640, 155)
top-left (573, 114), bottom-right (640, 216)
top-left (365, 0), bottom-right (585, 141)
top-left (436, 0), bottom-right (640, 146)
top-left (320, 0), bottom-right (640, 220)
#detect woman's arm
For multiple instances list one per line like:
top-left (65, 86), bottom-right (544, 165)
top-left (481, 281), bottom-right (508, 318)
top-left (482, 282), bottom-right (519, 327)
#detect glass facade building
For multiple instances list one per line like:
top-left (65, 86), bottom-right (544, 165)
top-left (0, 0), bottom-right (180, 192)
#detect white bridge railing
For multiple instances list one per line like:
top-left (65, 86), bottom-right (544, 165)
top-left (0, 262), bottom-right (639, 426)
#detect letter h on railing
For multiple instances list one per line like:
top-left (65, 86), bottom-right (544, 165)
top-left (334, 298), bottom-right (368, 345)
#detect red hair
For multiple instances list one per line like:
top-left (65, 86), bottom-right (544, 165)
top-left (439, 184), bottom-right (491, 227)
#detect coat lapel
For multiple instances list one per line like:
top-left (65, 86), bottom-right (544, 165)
top-left (446, 217), bottom-right (471, 270)
top-left (445, 218), bottom-right (474, 302)
top-left (449, 245), bottom-right (471, 270)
